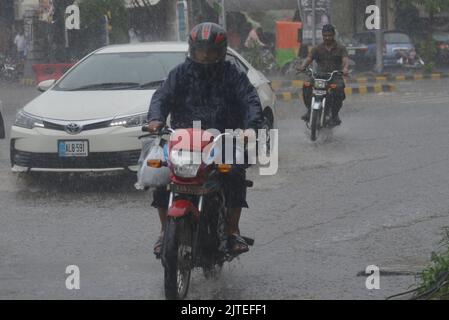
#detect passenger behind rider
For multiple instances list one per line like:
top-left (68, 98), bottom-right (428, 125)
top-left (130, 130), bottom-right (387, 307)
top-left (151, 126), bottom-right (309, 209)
top-left (297, 24), bottom-right (350, 126)
top-left (146, 22), bottom-right (264, 258)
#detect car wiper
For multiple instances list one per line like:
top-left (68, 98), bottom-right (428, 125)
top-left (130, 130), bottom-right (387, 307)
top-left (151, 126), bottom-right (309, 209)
top-left (139, 80), bottom-right (165, 89)
top-left (65, 82), bottom-right (141, 91)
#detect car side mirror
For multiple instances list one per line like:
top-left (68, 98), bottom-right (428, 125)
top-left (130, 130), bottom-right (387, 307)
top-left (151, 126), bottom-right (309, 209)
top-left (37, 79), bottom-right (56, 92)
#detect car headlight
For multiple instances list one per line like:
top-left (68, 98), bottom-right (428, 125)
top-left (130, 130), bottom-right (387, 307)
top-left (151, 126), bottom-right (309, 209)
top-left (170, 150), bottom-right (202, 178)
top-left (14, 110), bottom-right (44, 129)
top-left (314, 80), bottom-right (327, 89)
top-left (110, 112), bottom-right (148, 128)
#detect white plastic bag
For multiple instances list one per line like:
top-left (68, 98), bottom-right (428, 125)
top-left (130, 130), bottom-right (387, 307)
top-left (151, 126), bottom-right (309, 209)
top-left (135, 137), bottom-right (170, 190)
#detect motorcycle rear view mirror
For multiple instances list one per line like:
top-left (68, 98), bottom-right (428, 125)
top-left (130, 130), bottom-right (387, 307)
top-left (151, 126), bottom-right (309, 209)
top-left (37, 79), bottom-right (56, 92)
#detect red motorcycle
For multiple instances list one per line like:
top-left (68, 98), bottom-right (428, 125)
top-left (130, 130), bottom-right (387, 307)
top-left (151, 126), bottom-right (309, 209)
top-left (140, 126), bottom-right (254, 300)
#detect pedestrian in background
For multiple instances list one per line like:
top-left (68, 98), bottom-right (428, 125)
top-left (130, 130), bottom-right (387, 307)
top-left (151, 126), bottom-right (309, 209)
top-left (14, 28), bottom-right (27, 62)
top-left (244, 26), bottom-right (266, 49)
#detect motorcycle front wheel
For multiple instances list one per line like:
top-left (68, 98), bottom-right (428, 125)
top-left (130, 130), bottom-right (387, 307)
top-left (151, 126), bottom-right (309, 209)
top-left (162, 216), bottom-right (194, 300)
top-left (310, 109), bottom-right (320, 141)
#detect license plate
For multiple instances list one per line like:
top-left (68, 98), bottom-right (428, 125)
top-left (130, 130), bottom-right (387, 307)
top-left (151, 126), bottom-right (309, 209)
top-left (348, 49), bottom-right (355, 55)
top-left (168, 184), bottom-right (210, 195)
top-left (58, 140), bottom-right (89, 157)
top-left (313, 89), bottom-right (327, 95)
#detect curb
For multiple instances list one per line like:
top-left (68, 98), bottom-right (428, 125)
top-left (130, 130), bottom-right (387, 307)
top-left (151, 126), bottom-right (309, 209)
top-left (21, 78), bottom-right (36, 86)
top-left (271, 72), bottom-right (449, 90)
top-left (275, 84), bottom-right (396, 102)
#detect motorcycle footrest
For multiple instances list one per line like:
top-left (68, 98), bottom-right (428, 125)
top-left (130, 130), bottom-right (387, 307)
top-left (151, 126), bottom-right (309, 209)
top-left (241, 236), bottom-right (254, 246)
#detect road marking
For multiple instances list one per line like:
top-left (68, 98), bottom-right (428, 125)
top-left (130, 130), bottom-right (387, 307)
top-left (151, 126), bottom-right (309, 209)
top-left (292, 80), bottom-right (304, 87)
top-left (359, 86), bottom-right (368, 94)
top-left (282, 92), bottom-right (292, 101)
top-left (400, 97), bottom-right (449, 104)
top-left (375, 76), bottom-right (387, 81)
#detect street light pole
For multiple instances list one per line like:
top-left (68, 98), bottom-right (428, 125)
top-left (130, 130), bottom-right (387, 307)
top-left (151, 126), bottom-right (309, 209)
top-left (312, 0), bottom-right (316, 47)
top-left (375, 0), bottom-right (383, 73)
top-left (221, 0), bottom-right (226, 30)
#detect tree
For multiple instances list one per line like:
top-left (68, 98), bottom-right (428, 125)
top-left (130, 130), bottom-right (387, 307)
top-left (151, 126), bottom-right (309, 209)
top-left (77, 0), bottom-right (129, 54)
top-left (128, 0), bottom-right (173, 41)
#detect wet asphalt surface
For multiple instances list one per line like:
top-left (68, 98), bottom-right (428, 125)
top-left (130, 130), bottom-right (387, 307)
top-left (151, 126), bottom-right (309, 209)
top-left (0, 77), bottom-right (449, 300)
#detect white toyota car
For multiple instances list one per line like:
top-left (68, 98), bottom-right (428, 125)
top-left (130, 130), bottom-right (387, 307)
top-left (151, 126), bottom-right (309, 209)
top-left (10, 42), bottom-right (276, 173)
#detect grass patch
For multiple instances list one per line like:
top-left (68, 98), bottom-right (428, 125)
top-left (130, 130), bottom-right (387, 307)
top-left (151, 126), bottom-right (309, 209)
top-left (413, 227), bottom-right (449, 299)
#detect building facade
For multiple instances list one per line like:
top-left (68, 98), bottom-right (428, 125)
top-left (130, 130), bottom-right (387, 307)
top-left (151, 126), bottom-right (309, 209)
top-left (331, 0), bottom-right (396, 36)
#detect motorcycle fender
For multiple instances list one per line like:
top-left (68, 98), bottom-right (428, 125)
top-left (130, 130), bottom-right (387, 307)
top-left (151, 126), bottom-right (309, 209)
top-left (312, 100), bottom-right (322, 110)
top-left (168, 199), bottom-right (200, 220)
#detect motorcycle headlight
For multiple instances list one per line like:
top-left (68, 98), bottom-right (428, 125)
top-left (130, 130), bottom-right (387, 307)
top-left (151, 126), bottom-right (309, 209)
top-left (110, 112), bottom-right (148, 128)
top-left (14, 110), bottom-right (44, 129)
top-left (314, 80), bottom-right (327, 89)
top-left (170, 150), bottom-right (202, 178)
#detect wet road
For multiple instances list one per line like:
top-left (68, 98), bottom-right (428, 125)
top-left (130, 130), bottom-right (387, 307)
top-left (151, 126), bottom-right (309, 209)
top-left (1, 79), bottom-right (449, 299)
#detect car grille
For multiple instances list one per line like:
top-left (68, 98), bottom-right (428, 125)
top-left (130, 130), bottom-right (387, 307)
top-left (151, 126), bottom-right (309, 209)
top-left (42, 120), bottom-right (112, 132)
top-left (12, 148), bottom-right (141, 169)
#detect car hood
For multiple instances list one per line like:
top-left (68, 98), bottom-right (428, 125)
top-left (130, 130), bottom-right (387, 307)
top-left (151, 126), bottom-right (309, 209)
top-left (23, 89), bottom-right (155, 121)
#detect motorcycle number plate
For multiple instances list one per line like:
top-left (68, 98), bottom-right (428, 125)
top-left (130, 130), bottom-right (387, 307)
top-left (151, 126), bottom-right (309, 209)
top-left (348, 49), bottom-right (355, 55)
top-left (169, 184), bottom-right (209, 195)
top-left (313, 89), bottom-right (327, 95)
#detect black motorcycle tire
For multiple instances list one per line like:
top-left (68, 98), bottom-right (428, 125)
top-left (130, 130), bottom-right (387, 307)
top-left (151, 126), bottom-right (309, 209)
top-left (162, 216), bottom-right (193, 300)
top-left (3, 70), bottom-right (14, 83)
top-left (310, 109), bottom-right (319, 141)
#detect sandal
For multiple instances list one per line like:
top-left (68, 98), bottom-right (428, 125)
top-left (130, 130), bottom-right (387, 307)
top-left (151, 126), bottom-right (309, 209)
top-left (153, 233), bottom-right (163, 258)
top-left (229, 233), bottom-right (249, 254)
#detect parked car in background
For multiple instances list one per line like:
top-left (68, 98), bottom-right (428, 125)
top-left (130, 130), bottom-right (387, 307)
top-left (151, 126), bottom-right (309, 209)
top-left (433, 31), bottom-right (449, 65)
top-left (354, 31), bottom-right (415, 68)
top-left (10, 42), bottom-right (276, 173)
top-left (337, 34), bottom-right (369, 69)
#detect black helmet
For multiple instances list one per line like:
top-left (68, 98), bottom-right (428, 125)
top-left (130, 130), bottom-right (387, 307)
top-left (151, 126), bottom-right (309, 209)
top-left (188, 22), bottom-right (227, 64)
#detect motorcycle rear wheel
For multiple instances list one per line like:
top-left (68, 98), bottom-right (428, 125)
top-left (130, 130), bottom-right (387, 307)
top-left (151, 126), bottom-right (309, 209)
top-left (162, 216), bottom-right (193, 300)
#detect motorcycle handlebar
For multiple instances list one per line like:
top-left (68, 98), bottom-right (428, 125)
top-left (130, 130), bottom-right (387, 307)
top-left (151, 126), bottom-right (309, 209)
top-left (298, 68), bottom-right (347, 80)
top-left (139, 126), bottom-right (174, 139)
top-left (139, 127), bottom-right (258, 142)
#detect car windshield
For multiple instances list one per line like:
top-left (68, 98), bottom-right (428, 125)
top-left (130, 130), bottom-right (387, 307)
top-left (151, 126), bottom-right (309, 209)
top-left (55, 52), bottom-right (186, 91)
top-left (384, 33), bottom-right (411, 44)
top-left (433, 33), bottom-right (449, 42)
